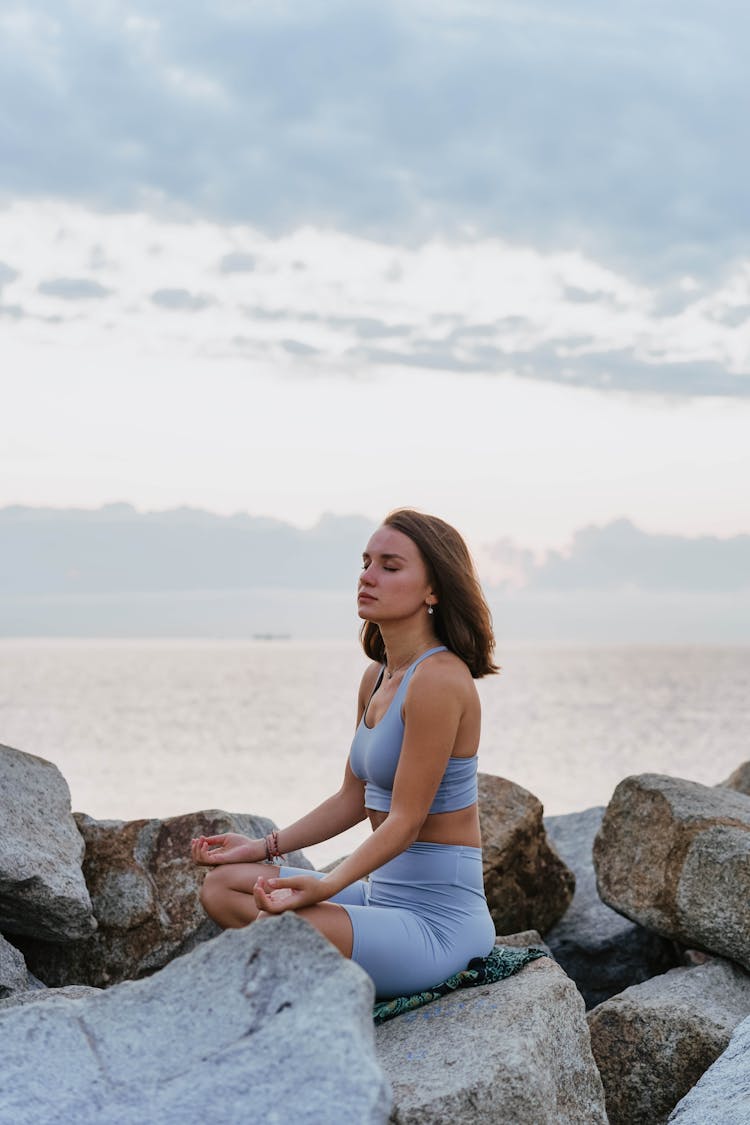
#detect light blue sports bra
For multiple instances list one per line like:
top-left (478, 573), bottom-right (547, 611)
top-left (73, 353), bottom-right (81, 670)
top-left (349, 645), bottom-right (479, 814)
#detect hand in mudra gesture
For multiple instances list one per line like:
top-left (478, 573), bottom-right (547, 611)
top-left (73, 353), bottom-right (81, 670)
top-left (190, 832), bottom-right (266, 865)
top-left (253, 873), bottom-right (329, 914)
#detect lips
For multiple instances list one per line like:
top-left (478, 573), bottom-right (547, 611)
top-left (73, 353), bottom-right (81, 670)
top-left (357, 592), bottom-right (376, 603)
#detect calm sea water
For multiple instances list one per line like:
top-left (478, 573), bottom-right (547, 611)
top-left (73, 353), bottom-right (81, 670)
top-left (1, 639), bottom-right (748, 867)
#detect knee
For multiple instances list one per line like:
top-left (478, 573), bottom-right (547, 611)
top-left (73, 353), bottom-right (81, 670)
top-left (199, 866), bottom-right (227, 913)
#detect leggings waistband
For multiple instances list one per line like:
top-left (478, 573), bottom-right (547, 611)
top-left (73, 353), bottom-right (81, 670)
top-left (403, 841), bottom-right (482, 859)
top-left (371, 840), bottom-right (485, 892)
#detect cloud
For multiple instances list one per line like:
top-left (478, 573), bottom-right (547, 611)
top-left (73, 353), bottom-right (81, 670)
top-left (38, 277), bottom-right (112, 299)
top-left (1, 2), bottom-right (748, 280)
top-left (281, 338), bottom-right (320, 356)
top-left (712, 305), bottom-right (750, 328)
top-left (2, 505), bottom-right (746, 603)
top-left (150, 288), bottom-right (214, 310)
top-left (486, 519), bottom-right (750, 592)
top-left (219, 252), bottom-right (257, 273)
top-left (329, 316), bottom-right (412, 339)
top-left (3, 203), bottom-right (748, 398)
top-left (0, 503), bottom-right (373, 594)
top-left (0, 261), bottom-right (18, 288)
top-left (349, 339), bottom-right (750, 398)
top-left (0, 303), bottom-right (24, 319)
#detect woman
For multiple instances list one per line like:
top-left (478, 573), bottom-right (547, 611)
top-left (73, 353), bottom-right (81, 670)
top-left (191, 508), bottom-right (498, 999)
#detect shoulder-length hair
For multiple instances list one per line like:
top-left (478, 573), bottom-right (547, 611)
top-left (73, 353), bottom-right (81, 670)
top-left (360, 508), bottom-right (499, 678)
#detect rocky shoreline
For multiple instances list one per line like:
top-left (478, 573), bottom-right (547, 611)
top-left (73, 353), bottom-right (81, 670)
top-left (1, 740), bottom-right (749, 1123)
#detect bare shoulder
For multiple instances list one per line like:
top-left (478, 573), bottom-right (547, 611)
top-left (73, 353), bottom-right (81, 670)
top-left (407, 649), bottom-right (477, 708)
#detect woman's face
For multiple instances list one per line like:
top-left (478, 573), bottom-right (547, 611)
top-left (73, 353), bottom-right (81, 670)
top-left (357, 525), bottom-right (434, 624)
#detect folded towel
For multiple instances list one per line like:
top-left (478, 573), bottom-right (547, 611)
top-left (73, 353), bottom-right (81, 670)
top-left (372, 944), bottom-right (549, 1024)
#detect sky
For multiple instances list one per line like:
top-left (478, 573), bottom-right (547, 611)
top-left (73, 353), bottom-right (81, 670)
top-left (2, 0), bottom-right (749, 559)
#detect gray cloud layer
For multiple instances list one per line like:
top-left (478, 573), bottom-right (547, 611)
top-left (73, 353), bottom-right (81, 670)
top-left (38, 277), bottom-right (112, 299)
top-left (1, 505), bottom-right (746, 596)
top-left (1, 1), bottom-right (747, 281)
top-left (150, 288), bottom-right (213, 310)
top-left (518, 519), bottom-right (750, 592)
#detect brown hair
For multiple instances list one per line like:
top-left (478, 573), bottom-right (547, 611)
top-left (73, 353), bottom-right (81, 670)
top-left (359, 508), bottom-right (499, 678)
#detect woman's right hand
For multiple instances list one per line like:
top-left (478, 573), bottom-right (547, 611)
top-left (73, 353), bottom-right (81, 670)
top-left (190, 832), bottom-right (266, 866)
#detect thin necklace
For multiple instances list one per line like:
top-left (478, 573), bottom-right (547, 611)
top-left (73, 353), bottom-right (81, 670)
top-left (385, 645), bottom-right (427, 679)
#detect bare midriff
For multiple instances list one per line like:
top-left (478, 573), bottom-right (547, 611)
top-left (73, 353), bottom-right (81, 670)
top-left (366, 803), bottom-right (482, 849)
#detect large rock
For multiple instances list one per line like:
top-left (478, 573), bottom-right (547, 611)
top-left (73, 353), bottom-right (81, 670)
top-left (0, 984), bottom-right (101, 1011)
top-left (479, 772), bottom-right (575, 934)
top-left (587, 959), bottom-right (750, 1125)
top-left (14, 809), bottom-right (313, 988)
top-left (545, 806), bottom-right (679, 1007)
top-left (0, 933), bottom-right (28, 997)
top-left (718, 760), bottom-right (750, 796)
top-left (0, 744), bottom-right (96, 941)
top-left (377, 953), bottom-right (605, 1124)
top-left (593, 774), bottom-right (750, 968)
top-left (0, 913), bottom-right (391, 1124)
top-left (668, 1013), bottom-right (750, 1123)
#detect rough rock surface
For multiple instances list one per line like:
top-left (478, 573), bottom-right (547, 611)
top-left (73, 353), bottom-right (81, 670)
top-left (668, 1013), bottom-right (750, 1124)
top-left (0, 913), bottom-right (392, 1125)
top-left (14, 809), bottom-right (313, 988)
top-left (0, 933), bottom-right (28, 996)
top-left (478, 772), bottom-right (575, 934)
top-left (0, 744), bottom-right (96, 941)
top-left (0, 984), bottom-right (101, 1011)
top-left (494, 928), bottom-right (552, 955)
top-left (545, 806), bottom-right (679, 1007)
top-left (377, 954), bottom-right (606, 1124)
top-left (587, 959), bottom-right (750, 1125)
top-left (718, 760), bottom-right (750, 796)
top-left (593, 774), bottom-right (750, 968)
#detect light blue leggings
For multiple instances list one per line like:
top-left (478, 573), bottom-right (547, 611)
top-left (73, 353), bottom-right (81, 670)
top-left (280, 841), bottom-right (496, 1000)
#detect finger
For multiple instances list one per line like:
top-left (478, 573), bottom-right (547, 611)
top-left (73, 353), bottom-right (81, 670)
top-left (265, 876), bottom-right (308, 891)
top-left (255, 889), bottom-right (288, 914)
top-left (253, 882), bottom-right (273, 909)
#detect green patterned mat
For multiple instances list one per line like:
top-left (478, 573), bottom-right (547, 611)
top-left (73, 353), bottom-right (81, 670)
top-left (372, 944), bottom-right (549, 1024)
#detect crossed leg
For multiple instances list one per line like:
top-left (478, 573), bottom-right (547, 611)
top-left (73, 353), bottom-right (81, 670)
top-left (199, 862), bottom-right (354, 958)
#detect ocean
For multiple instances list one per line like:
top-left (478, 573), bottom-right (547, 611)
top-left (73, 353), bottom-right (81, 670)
top-left (1, 639), bottom-right (748, 867)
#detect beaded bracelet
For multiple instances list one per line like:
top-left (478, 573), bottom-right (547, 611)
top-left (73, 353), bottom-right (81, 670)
top-left (264, 830), bottom-right (286, 864)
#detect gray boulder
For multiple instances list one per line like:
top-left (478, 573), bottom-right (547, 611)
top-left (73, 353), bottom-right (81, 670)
top-left (593, 774), bottom-right (750, 968)
top-left (0, 932), bottom-right (28, 996)
top-left (718, 760), bottom-right (750, 796)
top-left (0, 744), bottom-right (96, 941)
top-left (377, 953), bottom-right (606, 1124)
top-left (587, 958), bottom-right (750, 1125)
top-left (0, 984), bottom-right (101, 1011)
top-left (479, 772), bottom-right (575, 934)
top-left (668, 1013), bottom-right (750, 1124)
top-left (495, 928), bottom-right (552, 954)
top-left (15, 808), bottom-right (313, 988)
top-left (545, 806), bottom-right (679, 1007)
top-left (0, 912), bottom-right (392, 1125)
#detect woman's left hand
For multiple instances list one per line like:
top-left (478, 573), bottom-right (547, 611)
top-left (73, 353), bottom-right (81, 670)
top-left (253, 874), bottom-right (329, 914)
